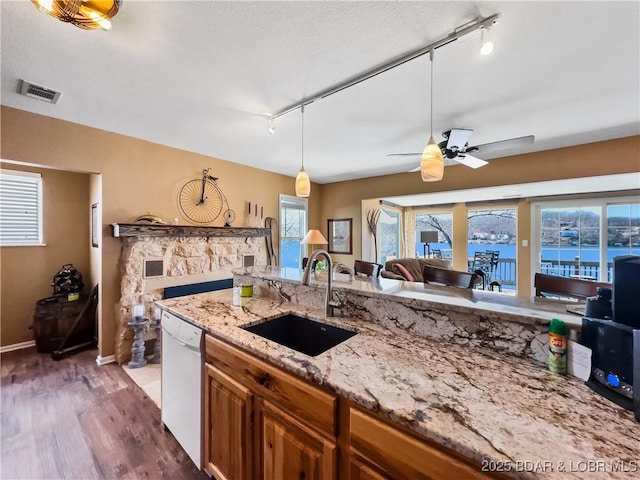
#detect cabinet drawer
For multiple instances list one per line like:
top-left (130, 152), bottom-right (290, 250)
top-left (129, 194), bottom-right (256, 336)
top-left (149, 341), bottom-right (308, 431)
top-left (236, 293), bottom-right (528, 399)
top-left (206, 335), bottom-right (337, 437)
top-left (350, 407), bottom-right (491, 480)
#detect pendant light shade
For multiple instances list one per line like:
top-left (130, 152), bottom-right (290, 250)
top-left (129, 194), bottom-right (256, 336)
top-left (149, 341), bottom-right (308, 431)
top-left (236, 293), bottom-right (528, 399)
top-left (421, 136), bottom-right (444, 182)
top-left (295, 167), bottom-right (310, 198)
top-left (295, 104), bottom-right (311, 197)
top-left (31, 0), bottom-right (121, 30)
top-left (421, 50), bottom-right (444, 182)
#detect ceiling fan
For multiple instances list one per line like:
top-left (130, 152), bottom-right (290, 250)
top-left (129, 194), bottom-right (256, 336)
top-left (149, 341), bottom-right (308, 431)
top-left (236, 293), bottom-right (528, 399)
top-left (388, 129), bottom-right (535, 171)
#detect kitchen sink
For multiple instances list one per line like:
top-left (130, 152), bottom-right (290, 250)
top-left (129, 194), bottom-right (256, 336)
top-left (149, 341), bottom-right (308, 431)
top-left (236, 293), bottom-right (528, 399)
top-left (242, 314), bottom-right (357, 357)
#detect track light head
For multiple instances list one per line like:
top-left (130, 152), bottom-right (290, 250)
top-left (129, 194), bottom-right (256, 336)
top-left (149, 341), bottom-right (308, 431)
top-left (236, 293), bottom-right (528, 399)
top-left (480, 28), bottom-right (494, 55)
top-left (267, 117), bottom-right (276, 135)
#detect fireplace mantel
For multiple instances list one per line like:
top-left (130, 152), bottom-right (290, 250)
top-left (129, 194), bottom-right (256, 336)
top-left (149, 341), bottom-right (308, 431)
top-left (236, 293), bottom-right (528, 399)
top-left (111, 223), bottom-right (270, 238)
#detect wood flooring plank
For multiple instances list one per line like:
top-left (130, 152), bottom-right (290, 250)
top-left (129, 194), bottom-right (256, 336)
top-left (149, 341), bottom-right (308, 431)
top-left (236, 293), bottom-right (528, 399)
top-left (0, 347), bottom-right (207, 480)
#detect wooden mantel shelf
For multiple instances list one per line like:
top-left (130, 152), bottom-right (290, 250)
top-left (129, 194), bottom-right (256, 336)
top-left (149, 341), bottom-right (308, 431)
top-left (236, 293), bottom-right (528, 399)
top-left (111, 223), bottom-right (270, 238)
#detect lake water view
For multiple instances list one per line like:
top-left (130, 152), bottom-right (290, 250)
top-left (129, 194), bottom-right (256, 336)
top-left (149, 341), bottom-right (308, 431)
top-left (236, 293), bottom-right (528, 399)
top-left (426, 243), bottom-right (640, 262)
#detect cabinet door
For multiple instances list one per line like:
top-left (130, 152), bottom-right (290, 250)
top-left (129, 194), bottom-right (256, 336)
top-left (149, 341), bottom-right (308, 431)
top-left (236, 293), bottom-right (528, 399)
top-left (204, 363), bottom-right (253, 480)
top-left (350, 407), bottom-right (490, 480)
top-left (261, 401), bottom-right (336, 480)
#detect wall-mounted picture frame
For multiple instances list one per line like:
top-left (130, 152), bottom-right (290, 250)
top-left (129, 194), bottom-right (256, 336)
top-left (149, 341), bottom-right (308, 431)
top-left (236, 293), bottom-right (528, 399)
top-left (328, 218), bottom-right (352, 254)
top-left (91, 203), bottom-right (99, 248)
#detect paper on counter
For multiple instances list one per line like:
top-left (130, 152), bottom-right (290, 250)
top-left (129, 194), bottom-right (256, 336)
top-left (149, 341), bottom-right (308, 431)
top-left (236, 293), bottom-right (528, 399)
top-left (567, 340), bottom-right (592, 381)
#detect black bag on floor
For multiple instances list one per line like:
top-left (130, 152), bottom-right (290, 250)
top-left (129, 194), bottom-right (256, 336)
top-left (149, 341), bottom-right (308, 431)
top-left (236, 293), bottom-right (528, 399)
top-left (51, 264), bottom-right (84, 296)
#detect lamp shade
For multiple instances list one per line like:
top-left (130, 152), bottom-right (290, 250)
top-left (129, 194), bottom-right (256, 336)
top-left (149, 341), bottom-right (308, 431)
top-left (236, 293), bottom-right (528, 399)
top-left (420, 137), bottom-right (444, 182)
top-left (31, 0), bottom-right (121, 30)
top-left (295, 167), bottom-right (310, 197)
top-left (420, 231), bottom-right (439, 243)
top-left (301, 229), bottom-right (328, 245)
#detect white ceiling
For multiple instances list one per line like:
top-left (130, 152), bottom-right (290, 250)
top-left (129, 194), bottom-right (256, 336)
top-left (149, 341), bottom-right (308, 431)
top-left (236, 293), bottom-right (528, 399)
top-left (1, 1), bottom-right (639, 185)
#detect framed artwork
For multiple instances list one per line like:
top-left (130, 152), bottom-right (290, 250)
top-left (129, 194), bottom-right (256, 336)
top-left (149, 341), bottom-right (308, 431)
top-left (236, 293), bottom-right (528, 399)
top-left (327, 218), bottom-right (352, 254)
top-left (91, 203), bottom-right (99, 248)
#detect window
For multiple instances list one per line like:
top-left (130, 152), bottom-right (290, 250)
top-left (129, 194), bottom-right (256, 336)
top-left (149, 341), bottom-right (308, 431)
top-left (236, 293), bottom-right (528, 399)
top-left (0, 169), bottom-right (43, 246)
top-left (415, 212), bottom-right (452, 259)
top-left (533, 197), bottom-right (640, 282)
top-left (379, 208), bottom-right (400, 264)
top-left (279, 194), bottom-right (307, 269)
top-left (467, 208), bottom-right (517, 290)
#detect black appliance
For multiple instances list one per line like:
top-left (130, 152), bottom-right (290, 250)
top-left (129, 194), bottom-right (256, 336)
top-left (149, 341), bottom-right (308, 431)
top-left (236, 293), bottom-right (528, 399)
top-left (612, 255), bottom-right (640, 328)
top-left (580, 255), bottom-right (640, 421)
top-left (584, 287), bottom-right (612, 319)
top-left (581, 318), bottom-right (639, 421)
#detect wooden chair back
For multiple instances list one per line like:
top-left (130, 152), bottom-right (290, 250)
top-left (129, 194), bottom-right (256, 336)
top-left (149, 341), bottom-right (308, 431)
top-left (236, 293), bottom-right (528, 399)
top-left (534, 273), bottom-right (611, 300)
top-left (423, 265), bottom-right (479, 289)
top-left (354, 260), bottom-right (382, 278)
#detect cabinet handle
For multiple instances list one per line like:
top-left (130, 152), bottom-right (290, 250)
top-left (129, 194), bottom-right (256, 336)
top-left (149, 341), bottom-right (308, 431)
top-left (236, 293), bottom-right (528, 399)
top-left (258, 373), bottom-right (271, 387)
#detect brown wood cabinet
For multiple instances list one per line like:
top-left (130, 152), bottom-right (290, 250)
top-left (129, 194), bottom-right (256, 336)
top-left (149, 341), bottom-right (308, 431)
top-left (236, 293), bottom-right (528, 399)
top-left (204, 333), bottom-right (497, 480)
top-left (204, 335), bottom-right (337, 480)
top-left (204, 363), bottom-right (253, 480)
top-left (349, 406), bottom-right (493, 480)
top-left (261, 400), bottom-right (336, 480)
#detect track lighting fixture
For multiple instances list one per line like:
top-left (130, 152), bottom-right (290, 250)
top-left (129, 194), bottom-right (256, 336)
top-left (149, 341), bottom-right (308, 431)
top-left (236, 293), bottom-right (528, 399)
top-left (267, 117), bottom-right (276, 135)
top-left (421, 50), bottom-right (444, 182)
top-left (480, 28), bottom-right (494, 55)
top-left (295, 105), bottom-right (310, 198)
top-left (267, 13), bottom-right (499, 123)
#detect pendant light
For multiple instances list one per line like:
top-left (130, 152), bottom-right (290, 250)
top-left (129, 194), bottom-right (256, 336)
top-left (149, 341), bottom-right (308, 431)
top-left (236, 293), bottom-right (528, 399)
top-left (31, 0), bottom-right (121, 30)
top-left (295, 104), bottom-right (311, 197)
top-left (420, 49), bottom-right (444, 182)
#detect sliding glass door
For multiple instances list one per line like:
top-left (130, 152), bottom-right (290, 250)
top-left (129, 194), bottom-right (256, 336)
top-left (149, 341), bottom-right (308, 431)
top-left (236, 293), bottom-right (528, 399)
top-left (533, 197), bottom-right (639, 282)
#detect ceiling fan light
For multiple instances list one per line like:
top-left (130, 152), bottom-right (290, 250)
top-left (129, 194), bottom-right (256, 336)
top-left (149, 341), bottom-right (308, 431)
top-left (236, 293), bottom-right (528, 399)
top-left (295, 167), bottom-right (310, 197)
top-left (420, 138), bottom-right (444, 182)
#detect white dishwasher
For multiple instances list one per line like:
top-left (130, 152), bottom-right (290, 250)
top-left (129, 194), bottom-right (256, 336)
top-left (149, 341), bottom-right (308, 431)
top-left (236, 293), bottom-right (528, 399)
top-left (161, 310), bottom-right (203, 468)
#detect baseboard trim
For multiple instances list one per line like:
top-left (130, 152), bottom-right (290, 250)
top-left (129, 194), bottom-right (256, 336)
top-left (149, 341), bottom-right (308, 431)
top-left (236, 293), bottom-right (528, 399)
top-left (0, 340), bottom-right (36, 354)
top-left (96, 354), bottom-right (116, 366)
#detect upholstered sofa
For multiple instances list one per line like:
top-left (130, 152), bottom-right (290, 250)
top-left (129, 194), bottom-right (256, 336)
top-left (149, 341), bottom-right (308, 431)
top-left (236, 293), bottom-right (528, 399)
top-left (381, 258), bottom-right (452, 282)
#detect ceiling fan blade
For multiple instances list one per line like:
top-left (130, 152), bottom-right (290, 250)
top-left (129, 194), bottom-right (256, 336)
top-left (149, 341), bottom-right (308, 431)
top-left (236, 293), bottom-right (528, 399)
top-left (446, 128), bottom-right (473, 151)
top-left (408, 165), bottom-right (421, 172)
top-left (455, 154), bottom-right (488, 169)
top-left (470, 135), bottom-right (535, 155)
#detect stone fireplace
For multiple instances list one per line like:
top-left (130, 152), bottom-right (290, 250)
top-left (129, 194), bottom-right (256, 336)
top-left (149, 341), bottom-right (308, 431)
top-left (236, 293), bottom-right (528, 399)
top-left (112, 223), bottom-right (270, 363)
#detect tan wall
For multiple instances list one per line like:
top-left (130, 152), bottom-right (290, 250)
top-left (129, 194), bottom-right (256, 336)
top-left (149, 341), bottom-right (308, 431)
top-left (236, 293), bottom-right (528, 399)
top-left (2, 105), bottom-right (638, 353)
top-left (1, 106), bottom-right (320, 358)
top-left (319, 136), bottom-right (640, 295)
top-left (0, 163), bottom-right (91, 347)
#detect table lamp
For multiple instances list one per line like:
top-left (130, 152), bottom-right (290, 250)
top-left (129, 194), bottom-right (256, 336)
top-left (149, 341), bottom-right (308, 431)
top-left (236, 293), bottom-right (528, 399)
top-left (420, 231), bottom-right (439, 258)
top-left (302, 229), bottom-right (329, 270)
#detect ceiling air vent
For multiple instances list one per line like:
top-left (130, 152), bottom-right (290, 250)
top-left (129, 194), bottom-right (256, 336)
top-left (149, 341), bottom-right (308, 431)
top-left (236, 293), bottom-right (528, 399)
top-left (19, 80), bottom-right (62, 104)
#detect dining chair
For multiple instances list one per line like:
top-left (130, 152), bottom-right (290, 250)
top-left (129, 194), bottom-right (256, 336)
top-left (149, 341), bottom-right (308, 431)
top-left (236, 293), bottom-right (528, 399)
top-left (534, 273), bottom-right (611, 300)
top-left (470, 251), bottom-right (495, 289)
top-left (423, 265), bottom-right (480, 289)
top-left (354, 260), bottom-right (382, 278)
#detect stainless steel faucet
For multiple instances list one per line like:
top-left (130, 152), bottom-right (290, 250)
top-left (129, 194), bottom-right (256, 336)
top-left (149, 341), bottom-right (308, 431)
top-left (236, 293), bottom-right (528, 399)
top-left (301, 249), bottom-right (340, 316)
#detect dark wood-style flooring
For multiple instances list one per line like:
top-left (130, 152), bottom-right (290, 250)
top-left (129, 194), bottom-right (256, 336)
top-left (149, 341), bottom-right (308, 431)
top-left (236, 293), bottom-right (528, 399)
top-left (1, 347), bottom-right (208, 480)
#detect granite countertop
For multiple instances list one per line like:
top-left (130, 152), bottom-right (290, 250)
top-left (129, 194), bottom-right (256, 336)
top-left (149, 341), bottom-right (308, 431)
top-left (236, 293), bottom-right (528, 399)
top-left (157, 289), bottom-right (638, 480)
top-left (234, 266), bottom-right (584, 328)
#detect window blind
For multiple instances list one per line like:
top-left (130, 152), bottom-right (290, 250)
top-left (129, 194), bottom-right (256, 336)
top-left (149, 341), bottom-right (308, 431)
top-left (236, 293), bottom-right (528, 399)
top-left (0, 170), bottom-right (43, 246)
